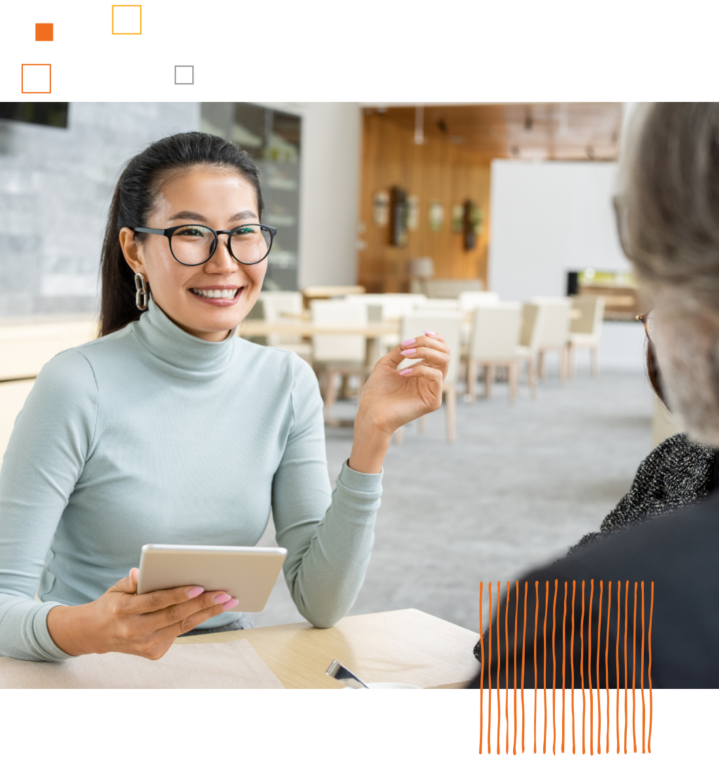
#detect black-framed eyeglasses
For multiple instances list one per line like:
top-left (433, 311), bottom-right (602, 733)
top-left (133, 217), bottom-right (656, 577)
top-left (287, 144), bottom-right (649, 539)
top-left (129, 223), bottom-right (277, 266)
top-left (636, 310), bottom-right (655, 343)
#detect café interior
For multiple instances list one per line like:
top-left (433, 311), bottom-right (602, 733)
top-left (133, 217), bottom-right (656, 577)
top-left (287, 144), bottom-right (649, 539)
top-left (0, 102), bottom-right (670, 688)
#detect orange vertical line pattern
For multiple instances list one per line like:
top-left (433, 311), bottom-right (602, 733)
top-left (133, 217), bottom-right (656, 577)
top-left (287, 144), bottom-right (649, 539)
top-left (479, 581), bottom-right (484, 691)
top-left (552, 579), bottom-right (558, 755)
top-left (597, 580), bottom-right (603, 755)
top-left (494, 582), bottom-right (502, 704)
top-left (543, 580), bottom-right (549, 755)
top-left (487, 581), bottom-right (492, 692)
top-left (641, 581), bottom-right (645, 754)
top-left (571, 580), bottom-right (576, 755)
top-left (616, 581), bottom-right (621, 755)
top-left (587, 579), bottom-right (594, 691)
top-left (514, 580), bottom-right (519, 756)
top-left (562, 581), bottom-right (567, 754)
top-left (534, 581), bottom-right (539, 754)
top-left (605, 581), bottom-right (612, 755)
top-left (632, 581), bottom-right (637, 690)
top-left (505, 581), bottom-right (510, 755)
top-left (496, 580), bottom-right (501, 755)
top-left (522, 581), bottom-right (528, 754)
top-left (588, 579), bottom-right (594, 756)
top-left (488, 581), bottom-right (493, 753)
top-left (579, 579), bottom-right (587, 755)
top-left (648, 582), bottom-right (654, 754)
top-left (479, 582), bottom-right (484, 754)
top-left (569, 581), bottom-right (577, 690)
top-left (624, 580), bottom-right (629, 755)
top-left (632, 581), bottom-right (638, 753)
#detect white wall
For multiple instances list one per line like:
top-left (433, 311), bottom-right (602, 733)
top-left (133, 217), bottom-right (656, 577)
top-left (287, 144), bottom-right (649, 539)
top-left (261, 102), bottom-right (362, 288)
top-left (488, 160), bottom-right (628, 300)
top-left (488, 160), bottom-right (645, 371)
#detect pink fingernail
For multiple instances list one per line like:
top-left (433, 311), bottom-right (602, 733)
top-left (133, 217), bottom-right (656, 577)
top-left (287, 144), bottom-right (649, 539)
top-left (187, 587), bottom-right (204, 598)
top-left (214, 593), bottom-right (232, 604)
top-left (401, 338), bottom-right (416, 346)
top-left (399, 368), bottom-right (413, 376)
top-left (424, 329), bottom-right (437, 336)
top-left (400, 348), bottom-right (416, 356)
top-left (221, 599), bottom-right (239, 611)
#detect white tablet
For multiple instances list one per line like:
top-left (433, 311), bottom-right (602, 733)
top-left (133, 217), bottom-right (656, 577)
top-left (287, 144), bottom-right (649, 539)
top-left (137, 544), bottom-right (288, 613)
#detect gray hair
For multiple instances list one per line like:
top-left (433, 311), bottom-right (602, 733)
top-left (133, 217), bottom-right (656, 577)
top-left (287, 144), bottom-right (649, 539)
top-left (622, 103), bottom-right (719, 311)
top-left (622, 103), bottom-right (719, 443)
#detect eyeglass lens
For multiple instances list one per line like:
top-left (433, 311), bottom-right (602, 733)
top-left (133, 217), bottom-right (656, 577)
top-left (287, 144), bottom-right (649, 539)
top-left (170, 225), bottom-right (271, 265)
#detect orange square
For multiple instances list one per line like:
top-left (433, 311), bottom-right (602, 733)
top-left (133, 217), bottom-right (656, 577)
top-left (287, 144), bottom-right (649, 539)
top-left (21, 64), bottom-right (52, 94)
top-left (35, 23), bottom-right (53, 42)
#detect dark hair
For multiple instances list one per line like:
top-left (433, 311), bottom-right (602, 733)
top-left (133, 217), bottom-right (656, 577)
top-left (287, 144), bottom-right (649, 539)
top-left (100, 132), bottom-right (263, 336)
top-left (646, 341), bottom-right (666, 406)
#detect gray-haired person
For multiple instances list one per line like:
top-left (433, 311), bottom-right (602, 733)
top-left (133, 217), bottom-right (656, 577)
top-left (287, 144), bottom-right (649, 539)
top-left (471, 103), bottom-right (719, 689)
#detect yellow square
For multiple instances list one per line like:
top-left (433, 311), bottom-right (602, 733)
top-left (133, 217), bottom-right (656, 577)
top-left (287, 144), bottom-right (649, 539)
top-left (112, 5), bottom-right (142, 35)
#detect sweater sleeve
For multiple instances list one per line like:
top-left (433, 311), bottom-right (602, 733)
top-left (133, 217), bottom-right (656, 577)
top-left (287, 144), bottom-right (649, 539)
top-left (0, 349), bottom-right (98, 661)
top-left (270, 356), bottom-right (382, 628)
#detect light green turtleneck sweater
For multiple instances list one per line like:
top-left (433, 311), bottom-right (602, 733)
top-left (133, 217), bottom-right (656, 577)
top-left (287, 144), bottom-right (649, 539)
top-left (0, 298), bottom-right (382, 662)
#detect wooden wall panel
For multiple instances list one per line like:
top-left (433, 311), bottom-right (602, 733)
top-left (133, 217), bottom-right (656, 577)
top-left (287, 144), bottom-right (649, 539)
top-left (358, 112), bottom-right (491, 294)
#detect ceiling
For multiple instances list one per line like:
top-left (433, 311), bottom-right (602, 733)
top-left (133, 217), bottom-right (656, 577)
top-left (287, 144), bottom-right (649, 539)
top-left (363, 103), bottom-right (623, 161)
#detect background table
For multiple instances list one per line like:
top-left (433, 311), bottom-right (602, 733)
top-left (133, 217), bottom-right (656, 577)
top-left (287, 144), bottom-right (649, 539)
top-left (175, 608), bottom-right (480, 689)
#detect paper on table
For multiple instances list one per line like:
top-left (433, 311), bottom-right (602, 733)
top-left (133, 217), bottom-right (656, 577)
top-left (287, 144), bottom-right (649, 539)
top-left (0, 639), bottom-right (284, 689)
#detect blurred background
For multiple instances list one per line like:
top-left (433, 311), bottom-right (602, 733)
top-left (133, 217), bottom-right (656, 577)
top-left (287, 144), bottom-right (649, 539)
top-left (0, 101), bottom-right (677, 631)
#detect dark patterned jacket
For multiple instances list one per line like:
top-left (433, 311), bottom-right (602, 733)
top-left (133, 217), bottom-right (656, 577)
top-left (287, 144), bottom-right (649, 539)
top-left (472, 433), bottom-right (717, 672)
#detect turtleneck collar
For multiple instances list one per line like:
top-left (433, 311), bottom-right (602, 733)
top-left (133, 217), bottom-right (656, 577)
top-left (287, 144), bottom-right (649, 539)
top-left (131, 296), bottom-right (236, 375)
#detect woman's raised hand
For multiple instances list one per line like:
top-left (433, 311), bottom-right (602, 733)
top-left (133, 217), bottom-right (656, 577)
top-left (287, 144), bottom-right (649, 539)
top-left (357, 331), bottom-right (450, 436)
top-left (47, 569), bottom-right (238, 659)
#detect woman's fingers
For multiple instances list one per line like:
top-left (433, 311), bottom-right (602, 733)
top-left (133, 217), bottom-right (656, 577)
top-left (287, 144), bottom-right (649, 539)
top-left (386, 333), bottom-right (449, 368)
top-left (142, 590), bottom-right (238, 632)
top-left (398, 362), bottom-right (443, 388)
top-left (399, 344), bottom-right (449, 368)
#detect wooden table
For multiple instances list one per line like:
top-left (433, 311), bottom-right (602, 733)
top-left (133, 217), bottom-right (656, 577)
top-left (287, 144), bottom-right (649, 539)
top-left (175, 608), bottom-right (480, 689)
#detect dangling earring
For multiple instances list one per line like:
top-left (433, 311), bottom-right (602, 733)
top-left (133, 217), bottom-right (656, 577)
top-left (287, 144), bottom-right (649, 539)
top-left (134, 273), bottom-right (149, 311)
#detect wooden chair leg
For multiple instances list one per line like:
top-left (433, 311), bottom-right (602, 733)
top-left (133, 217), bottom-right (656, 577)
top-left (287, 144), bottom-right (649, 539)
top-left (323, 370), bottom-right (338, 422)
top-left (568, 344), bottom-right (576, 379)
top-left (527, 357), bottom-right (537, 399)
top-left (418, 415), bottom-right (426, 434)
top-left (591, 345), bottom-right (599, 378)
top-left (538, 350), bottom-right (546, 379)
top-left (484, 364), bottom-right (495, 399)
top-left (445, 385), bottom-right (456, 443)
top-left (467, 359), bottom-right (478, 403)
top-left (394, 425), bottom-right (404, 445)
top-left (508, 361), bottom-right (518, 405)
top-left (560, 347), bottom-right (568, 385)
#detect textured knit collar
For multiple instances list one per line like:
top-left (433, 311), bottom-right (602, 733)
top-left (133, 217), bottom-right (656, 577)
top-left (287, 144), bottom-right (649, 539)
top-left (132, 296), bottom-right (236, 374)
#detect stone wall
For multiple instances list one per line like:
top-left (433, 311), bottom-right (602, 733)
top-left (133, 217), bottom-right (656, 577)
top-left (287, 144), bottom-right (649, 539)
top-left (0, 102), bottom-right (199, 317)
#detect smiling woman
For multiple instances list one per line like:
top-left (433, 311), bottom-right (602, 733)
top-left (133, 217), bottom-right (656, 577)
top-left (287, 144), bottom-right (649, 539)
top-left (0, 132), bottom-right (451, 663)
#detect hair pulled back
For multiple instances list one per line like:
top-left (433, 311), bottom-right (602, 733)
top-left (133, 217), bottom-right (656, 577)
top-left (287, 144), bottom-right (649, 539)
top-left (100, 132), bottom-right (263, 336)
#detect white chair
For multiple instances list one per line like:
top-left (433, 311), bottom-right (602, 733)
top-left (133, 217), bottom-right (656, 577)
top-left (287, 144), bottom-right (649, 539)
top-left (567, 295), bottom-right (605, 378)
top-left (346, 293), bottom-right (427, 354)
top-left (394, 310), bottom-right (462, 444)
top-left (258, 291), bottom-right (312, 359)
top-left (310, 300), bottom-right (368, 422)
top-left (458, 291), bottom-right (500, 313)
top-left (422, 298), bottom-right (460, 311)
top-left (521, 300), bottom-right (572, 384)
top-left (465, 302), bottom-right (523, 405)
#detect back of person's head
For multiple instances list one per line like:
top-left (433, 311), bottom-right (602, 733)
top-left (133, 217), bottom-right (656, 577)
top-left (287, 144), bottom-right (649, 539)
top-left (620, 103), bottom-right (719, 443)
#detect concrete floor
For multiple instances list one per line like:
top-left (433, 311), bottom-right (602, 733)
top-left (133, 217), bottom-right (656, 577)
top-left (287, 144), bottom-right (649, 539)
top-left (248, 363), bottom-right (655, 634)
